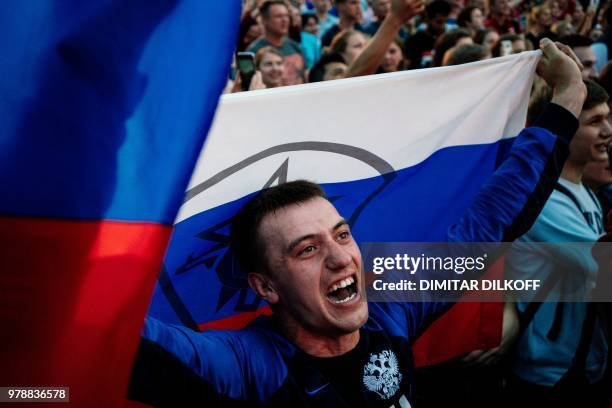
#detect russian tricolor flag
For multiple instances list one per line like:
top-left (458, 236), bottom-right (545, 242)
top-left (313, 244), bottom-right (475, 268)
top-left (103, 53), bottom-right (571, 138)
top-left (147, 52), bottom-right (540, 365)
top-left (0, 1), bottom-right (241, 406)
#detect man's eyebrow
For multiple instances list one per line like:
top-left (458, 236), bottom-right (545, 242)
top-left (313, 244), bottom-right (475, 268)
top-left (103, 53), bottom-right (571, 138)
top-left (333, 219), bottom-right (349, 231)
top-left (287, 234), bottom-right (315, 253)
top-left (285, 220), bottom-right (349, 253)
top-left (588, 114), bottom-right (607, 121)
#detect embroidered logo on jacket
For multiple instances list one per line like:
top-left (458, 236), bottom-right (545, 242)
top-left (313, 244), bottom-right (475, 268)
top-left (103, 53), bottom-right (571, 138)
top-left (362, 349), bottom-right (402, 399)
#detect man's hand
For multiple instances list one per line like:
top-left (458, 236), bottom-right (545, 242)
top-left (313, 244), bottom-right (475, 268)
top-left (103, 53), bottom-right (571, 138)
top-left (537, 38), bottom-right (587, 118)
top-left (390, 0), bottom-right (425, 25)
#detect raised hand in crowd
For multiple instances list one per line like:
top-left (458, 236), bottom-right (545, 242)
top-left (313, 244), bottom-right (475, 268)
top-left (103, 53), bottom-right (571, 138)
top-left (537, 38), bottom-right (586, 117)
top-left (347, 0), bottom-right (425, 77)
top-left (232, 71), bottom-right (267, 93)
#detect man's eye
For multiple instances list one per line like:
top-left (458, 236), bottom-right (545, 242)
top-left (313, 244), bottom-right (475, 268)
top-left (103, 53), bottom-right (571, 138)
top-left (338, 231), bottom-right (350, 241)
top-left (300, 245), bottom-right (316, 256)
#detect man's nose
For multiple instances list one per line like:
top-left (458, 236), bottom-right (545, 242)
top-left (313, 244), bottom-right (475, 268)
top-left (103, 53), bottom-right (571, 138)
top-left (325, 241), bottom-right (353, 271)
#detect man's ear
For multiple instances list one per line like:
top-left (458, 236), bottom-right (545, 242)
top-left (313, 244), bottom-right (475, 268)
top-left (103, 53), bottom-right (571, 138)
top-left (248, 272), bottom-right (279, 304)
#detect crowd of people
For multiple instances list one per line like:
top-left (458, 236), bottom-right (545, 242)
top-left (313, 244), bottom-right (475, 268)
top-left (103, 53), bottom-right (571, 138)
top-left (231, 0), bottom-right (612, 91)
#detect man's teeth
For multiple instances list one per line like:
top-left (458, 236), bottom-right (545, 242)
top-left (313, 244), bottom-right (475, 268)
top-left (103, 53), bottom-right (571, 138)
top-left (328, 276), bottom-right (355, 293)
top-left (330, 292), bottom-right (357, 304)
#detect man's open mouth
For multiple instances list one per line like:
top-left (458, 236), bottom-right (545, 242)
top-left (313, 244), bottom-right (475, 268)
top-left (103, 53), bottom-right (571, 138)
top-left (326, 275), bottom-right (358, 304)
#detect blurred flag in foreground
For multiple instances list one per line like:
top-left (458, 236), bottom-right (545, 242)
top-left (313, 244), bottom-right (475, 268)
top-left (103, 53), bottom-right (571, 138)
top-left (0, 1), bottom-right (241, 406)
top-left (148, 52), bottom-right (540, 365)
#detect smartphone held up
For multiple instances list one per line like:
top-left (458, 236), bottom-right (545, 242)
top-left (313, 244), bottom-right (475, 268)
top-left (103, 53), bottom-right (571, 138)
top-left (236, 52), bottom-right (256, 91)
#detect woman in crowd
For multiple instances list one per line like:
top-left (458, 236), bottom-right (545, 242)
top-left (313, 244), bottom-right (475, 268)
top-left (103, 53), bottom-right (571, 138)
top-left (237, 13), bottom-right (263, 52)
top-left (329, 29), bottom-right (369, 66)
top-left (525, 4), bottom-right (555, 49)
top-left (379, 38), bottom-right (406, 72)
top-left (457, 5), bottom-right (486, 36)
top-left (475, 27), bottom-right (500, 50)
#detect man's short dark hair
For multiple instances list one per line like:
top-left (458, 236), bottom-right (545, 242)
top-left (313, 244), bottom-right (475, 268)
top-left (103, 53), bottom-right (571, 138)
top-left (433, 28), bottom-right (471, 66)
top-left (559, 34), bottom-right (593, 49)
top-left (260, 0), bottom-right (288, 18)
top-left (447, 43), bottom-right (489, 65)
top-left (426, 0), bottom-right (452, 20)
top-left (230, 180), bottom-right (327, 273)
top-left (527, 80), bottom-right (609, 125)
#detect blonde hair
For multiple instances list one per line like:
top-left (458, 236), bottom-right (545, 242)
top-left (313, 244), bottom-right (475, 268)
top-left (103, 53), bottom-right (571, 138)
top-left (254, 46), bottom-right (284, 68)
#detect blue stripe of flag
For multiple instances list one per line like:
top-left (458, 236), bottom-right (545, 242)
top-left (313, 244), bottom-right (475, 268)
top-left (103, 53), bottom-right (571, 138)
top-left (0, 0), bottom-right (241, 224)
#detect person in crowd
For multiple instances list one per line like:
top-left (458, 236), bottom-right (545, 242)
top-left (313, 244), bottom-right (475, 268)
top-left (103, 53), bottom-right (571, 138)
top-left (525, 4), bottom-right (556, 49)
top-left (129, 34), bottom-right (588, 407)
top-left (364, 0), bottom-right (410, 38)
top-left (583, 146), bottom-right (612, 218)
top-left (238, 13), bottom-right (264, 52)
top-left (491, 33), bottom-right (528, 56)
top-left (551, 0), bottom-right (576, 21)
top-left (552, 19), bottom-right (576, 37)
top-left (288, 3), bottom-right (305, 42)
top-left (311, 0), bottom-right (423, 82)
top-left (330, 29), bottom-right (369, 65)
top-left (248, 0), bottom-right (307, 85)
top-left (255, 47), bottom-right (287, 88)
top-left (310, 0), bottom-right (340, 38)
top-left (468, 0), bottom-right (489, 17)
top-left (404, 0), bottom-right (452, 69)
top-left (573, 1), bottom-right (597, 37)
top-left (485, 0), bottom-right (521, 34)
top-left (293, 12), bottom-right (322, 68)
top-left (309, 52), bottom-right (349, 81)
top-left (302, 12), bottom-right (320, 36)
top-left (457, 5), bottom-right (486, 37)
top-left (433, 28), bottom-right (472, 66)
top-left (549, 0), bottom-right (565, 22)
top-left (445, 42), bottom-right (491, 64)
top-left (505, 79), bottom-right (611, 408)
top-left (446, 0), bottom-right (466, 28)
top-left (594, 5), bottom-right (612, 71)
top-left (379, 37), bottom-right (406, 71)
top-left (321, 0), bottom-right (366, 46)
top-left (561, 33), bottom-right (599, 80)
top-left (475, 27), bottom-right (500, 50)
top-left (590, 65), bottom-right (612, 215)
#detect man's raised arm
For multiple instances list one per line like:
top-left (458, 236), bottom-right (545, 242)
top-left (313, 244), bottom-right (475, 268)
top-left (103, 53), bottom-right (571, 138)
top-left (346, 0), bottom-right (424, 77)
top-left (447, 39), bottom-right (586, 243)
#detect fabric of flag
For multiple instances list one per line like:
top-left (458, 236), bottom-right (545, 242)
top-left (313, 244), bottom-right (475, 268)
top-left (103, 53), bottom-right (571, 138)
top-left (0, 1), bottom-right (241, 406)
top-left (147, 52), bottom-right (540, 364)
